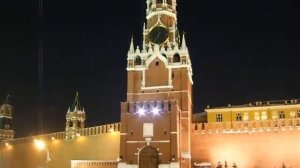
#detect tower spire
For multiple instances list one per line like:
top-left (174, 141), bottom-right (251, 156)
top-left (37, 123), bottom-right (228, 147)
top-left (129, 36), bottom-right (134, 54)
top-left (71, 91), bottom-right (81, 111)
top-left (181, 32), bottom-right (187, 50)
top-left (3, 94), bottom-right (11, 104)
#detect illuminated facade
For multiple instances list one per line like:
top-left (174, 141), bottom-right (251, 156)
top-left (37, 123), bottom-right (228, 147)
top-left (0, 95), bottom-right (14, 141)
top-left (206, 100), bottom-right (300, 123)
top-left (1, 0), bottom-right (300, 168)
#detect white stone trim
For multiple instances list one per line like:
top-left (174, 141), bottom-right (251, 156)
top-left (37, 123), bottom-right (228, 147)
top-left (127, 140), bottom-right (170, 143)
top-left (0, 116), bottom-right (12, 119)
top-left (147, 10), bottom-right (176, 20)
top-left (141, 85), bottom-right (173, 91)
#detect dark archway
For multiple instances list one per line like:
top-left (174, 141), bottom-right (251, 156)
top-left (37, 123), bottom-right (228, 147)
top-left (139, 146), bottom-right (159, 168)
top-left (173, 53), bottom-right (180, 63)
top-left (135, 56), bottom-right (142, 65)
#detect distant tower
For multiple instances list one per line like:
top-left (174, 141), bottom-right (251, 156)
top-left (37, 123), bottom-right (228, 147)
top-left (0, 95), bottom-right (14, 141)
top-left (65, 92), bottom-right (86, 139)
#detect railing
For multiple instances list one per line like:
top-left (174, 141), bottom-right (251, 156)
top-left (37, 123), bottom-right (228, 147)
top-left (1, 122), bottom-right (121, 145)
top-left (71, 160), bottom-right (118, 168)
top-left (193, 118), bottom-right (300, 134)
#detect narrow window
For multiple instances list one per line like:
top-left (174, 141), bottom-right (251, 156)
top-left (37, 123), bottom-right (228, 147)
top-left (279, 111), bottom-right (285, 119)
top-left (261, 111), bottom-right (267, 120)
top-left (236, 113), bottom-right (242, 121)
top-left (155, 60), bottom-right (159, 66)
top-left (290, 111), bottom-right (296, 118)
top-left (243, 112), bottom-right (249, 121)
top-left (173, 53), bottom-right (180, 63)
top-left (216, 114), bottom-right (223, 122)
top-left (272, 111), bottom-right (278, 119)
top-left (135, 56), bottom-right (142, 65)
top-left (254, 112), bottom-right (260, 121)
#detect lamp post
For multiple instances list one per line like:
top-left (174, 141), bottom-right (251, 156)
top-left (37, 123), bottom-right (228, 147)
top-left (34, 139), bottom-right (51, 168)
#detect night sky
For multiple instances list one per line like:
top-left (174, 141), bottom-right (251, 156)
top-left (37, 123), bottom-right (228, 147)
top-left (1, 0), bottom-right (300, 137)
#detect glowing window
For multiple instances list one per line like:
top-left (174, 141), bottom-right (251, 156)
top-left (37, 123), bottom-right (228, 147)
top-left (216, 114), bottom-right (223, 122)
top-left (236, 113), bottom-right (242, 121)
top-left (254, 112), bottom-right (260, 121)
top-left (243, 112), bottom-right (249, 121)
top-left (290, 111), bottom-right (296, 118)
top-left (272, 111), bottom-right (278, 119)
top-left (279, 111), bottom-right (285, 119)
top-left (261, 111), bottom-right (267, 120)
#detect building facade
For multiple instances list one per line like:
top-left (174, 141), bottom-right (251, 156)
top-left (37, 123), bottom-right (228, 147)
top-left (0, 95), bottom-right (14, 141)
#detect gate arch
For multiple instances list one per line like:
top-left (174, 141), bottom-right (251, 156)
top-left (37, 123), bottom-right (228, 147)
top-left (139, 146), bottom-right (159, 168)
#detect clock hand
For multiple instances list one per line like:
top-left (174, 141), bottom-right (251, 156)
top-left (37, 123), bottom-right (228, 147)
top-left (155, 31), bottom-right (160, 42)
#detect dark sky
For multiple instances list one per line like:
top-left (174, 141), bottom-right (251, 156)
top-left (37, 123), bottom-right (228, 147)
top-left (1, 0), bottom-right (300, 137)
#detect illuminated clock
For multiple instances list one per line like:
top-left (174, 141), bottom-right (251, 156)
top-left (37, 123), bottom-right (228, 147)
top-left (149, 26), bottom-right (169, 44)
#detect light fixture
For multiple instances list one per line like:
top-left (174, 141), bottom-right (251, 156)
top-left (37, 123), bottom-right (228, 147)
top-left (152, 107), bottom-right (160, 115)
top-left (137, 107), bottom-right (145, 116)
top-left (34, 139), bottom-right (46, 150)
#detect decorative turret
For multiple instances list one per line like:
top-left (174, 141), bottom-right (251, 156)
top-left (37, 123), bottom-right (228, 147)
top-left (0, 94), bottom-right (14, 141)
top-left (65, 92), bottom-right (86, 139)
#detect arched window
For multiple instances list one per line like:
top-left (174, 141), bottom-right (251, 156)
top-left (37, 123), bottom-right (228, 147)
top-left (173, 53), bottom-right (180, 63)
top-left (236, 113), bottom-right (242, 121)
top-left (279, 111), bottom-right (285, 119)
top-left (135, 56), bottom-right (142, 65)
top-left (297, 110), bottom-right (300, 118)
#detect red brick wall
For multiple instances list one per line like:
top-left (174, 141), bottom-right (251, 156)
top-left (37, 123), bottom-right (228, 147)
top-left (191, 130), bottom-right (300, 168)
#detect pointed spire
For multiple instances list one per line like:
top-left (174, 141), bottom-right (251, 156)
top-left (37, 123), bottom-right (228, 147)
top-left (3, 94), bottom-right (11, 104)
top-left (71, 91), bottom-right (81, 111)
top-left (136, 46), bottom-right (141, 54)
top-left (181, 32), bottom-right (187, 50)
top-left (129, 36), bottom-right (134, 54)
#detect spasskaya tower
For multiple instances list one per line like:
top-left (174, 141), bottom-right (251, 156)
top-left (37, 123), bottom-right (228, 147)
top-left (119, 0), bottom-right (193, 168)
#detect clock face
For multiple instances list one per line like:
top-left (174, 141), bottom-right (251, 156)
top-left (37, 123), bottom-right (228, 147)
top-left (149, 26), bottom-right (169, 44)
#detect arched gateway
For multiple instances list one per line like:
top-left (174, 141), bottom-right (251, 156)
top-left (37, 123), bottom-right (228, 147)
top-left (139, 146), bottom-right (159, 168)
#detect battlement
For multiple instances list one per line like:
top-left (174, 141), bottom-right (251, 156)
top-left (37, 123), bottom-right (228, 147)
top-left (192, 118), bottom-right (300, 134)
top-left (1, 122), bottom-right (121, 145)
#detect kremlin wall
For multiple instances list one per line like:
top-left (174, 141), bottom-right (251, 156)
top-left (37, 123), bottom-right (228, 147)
top-left (1, 0), bottom-right (300, 168)
top-left (1, 119), bottom-right (300, 167)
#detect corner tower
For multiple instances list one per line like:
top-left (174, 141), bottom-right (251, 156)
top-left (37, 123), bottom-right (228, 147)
top-left (65, 92), bottom-right (86, 139)
top-left (120, 0), bottom-right (193, 168)
top-left (0, 95), bottom-right (14, 141)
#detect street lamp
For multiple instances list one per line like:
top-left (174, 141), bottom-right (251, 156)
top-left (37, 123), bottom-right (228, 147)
top-left (34, 139), bottom-right (51, 168)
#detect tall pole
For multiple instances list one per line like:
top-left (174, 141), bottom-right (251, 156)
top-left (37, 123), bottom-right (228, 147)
top-left (38, 0), bottom-right (44, 134)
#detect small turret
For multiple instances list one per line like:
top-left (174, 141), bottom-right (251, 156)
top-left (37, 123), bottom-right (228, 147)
top-left (0, 94), bottom-right (14, 141)
top-left (65, 92), bottom-right (86, 139)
